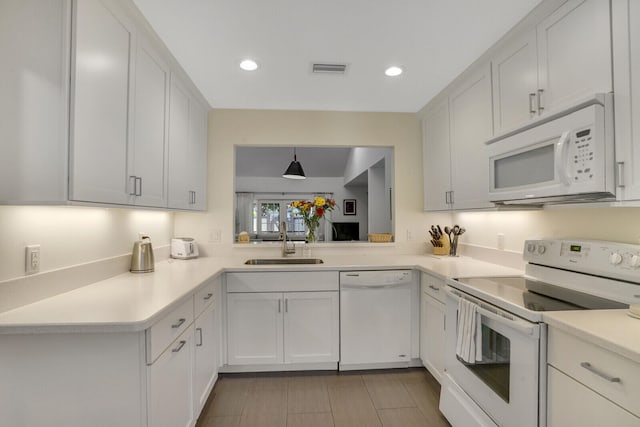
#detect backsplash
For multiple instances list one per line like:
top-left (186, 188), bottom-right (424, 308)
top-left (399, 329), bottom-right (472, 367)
top-left (0, 206), bottom-right (173, 283)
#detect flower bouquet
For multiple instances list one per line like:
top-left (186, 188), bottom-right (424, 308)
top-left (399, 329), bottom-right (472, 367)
top-left (290, 197), bottom-right (336, 242)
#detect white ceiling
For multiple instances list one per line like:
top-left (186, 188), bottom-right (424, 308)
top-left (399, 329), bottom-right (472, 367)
top-left (133, 0), bottom-right (542, 113)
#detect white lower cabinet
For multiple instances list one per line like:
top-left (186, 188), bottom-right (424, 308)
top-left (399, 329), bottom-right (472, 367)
top-left (0, 278), bottom-right (222, 427)
top-left (283, 291), bottom-right (340, 364)
top-left (547, 327), bottom-right (640, 426)
top-left (194, 301), bottom-right (219, 416)
top-left (420, 273), bottom-right (446, 383)
top-left (547, 366), bottom-right (640, 427)
top-left (227, 292), bottom-right (284, 365)
top-left (226, 291), bottom-right (339, 367)
top-left (148, 326), bottom-right (195, 427)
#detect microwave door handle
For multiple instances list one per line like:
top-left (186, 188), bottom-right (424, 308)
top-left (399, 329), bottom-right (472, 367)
top-left (555, 131), bottom-right (572, 185)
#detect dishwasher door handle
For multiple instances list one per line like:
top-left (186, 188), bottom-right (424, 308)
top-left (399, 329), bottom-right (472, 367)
top-left (341, 283), bottom-right (407, 290)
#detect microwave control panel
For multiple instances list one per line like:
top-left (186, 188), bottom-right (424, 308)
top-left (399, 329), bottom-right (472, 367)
top-left (570, 127), bottom-right (595, 182)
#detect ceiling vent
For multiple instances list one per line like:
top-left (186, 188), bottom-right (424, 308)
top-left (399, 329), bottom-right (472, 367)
top-left (312, 63), bottom-right (348, 74)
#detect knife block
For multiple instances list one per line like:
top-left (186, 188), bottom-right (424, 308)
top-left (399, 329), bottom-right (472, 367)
top-left (432, 236), bottom-right (450, 255)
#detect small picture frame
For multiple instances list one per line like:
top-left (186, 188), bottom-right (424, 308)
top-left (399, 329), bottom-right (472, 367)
top-left (343, 199), bottom-right (356, 215)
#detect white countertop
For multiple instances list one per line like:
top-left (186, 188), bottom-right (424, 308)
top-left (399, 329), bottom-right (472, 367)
top-left (543, 310), bottom-right (640, 364)
top-left (0, 254), bottom-right (521, 334)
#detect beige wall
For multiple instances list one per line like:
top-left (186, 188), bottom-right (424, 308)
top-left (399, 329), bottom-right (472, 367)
top-left (174, 109), bottom-right (432, 251)
top-left (0, 206), bottom-right (173, 282)
top-left (452, 207), bottom-right (640, 254)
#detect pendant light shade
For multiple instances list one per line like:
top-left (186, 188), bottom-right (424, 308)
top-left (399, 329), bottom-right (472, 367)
top-left (282, 148), bottom-right (306, 179)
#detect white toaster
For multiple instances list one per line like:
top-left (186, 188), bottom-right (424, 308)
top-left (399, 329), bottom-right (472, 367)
top-left (170, 237), bottom-right (199, 259)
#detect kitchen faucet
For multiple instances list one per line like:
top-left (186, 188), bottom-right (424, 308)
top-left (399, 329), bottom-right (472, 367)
top-left (280, 221), bottom-right (296, 257)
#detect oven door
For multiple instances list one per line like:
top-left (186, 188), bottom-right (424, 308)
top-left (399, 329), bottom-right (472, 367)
top-left (443, 286), bottom-right (541, 427)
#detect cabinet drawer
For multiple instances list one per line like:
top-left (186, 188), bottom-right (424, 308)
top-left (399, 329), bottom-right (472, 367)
top-left (226, 271), bottom-right (338, 293)
top-left (548, 328), bottom-right (640, 417)
top-left (147, 297), bottom-right (194, 364)
top-left (194, 279), bottom-right (216, 317)
top-left (422, 273), bottom-right (445, 303)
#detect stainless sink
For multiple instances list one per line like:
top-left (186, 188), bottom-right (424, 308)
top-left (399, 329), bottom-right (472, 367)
top-left (244, 258), bottom-right (324, 265)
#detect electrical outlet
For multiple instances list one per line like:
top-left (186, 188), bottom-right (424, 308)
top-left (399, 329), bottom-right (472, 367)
top-left (406, 229), bottom-right (413, 241)
top-left (209, 229), bottom-right (221, 243)
top-left (497, 233), bottom-right (505, 250)
top-left (25, 245), bottom-right (40, 274)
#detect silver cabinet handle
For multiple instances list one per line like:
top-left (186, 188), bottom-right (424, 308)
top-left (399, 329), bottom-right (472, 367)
top-left (137, 177), bottom-right (142, 196)
top-left (537, 89), bottom-right (544, 113)
top-left (285, 299), bottom-right (288, 313)
top-left (203, 293), bottom-right (213, 301)
top-left (196, 328), bottom-right (203, 347)
top-left (617, 162), bottom-right (625, 188)
top-left (528, 93), bottom-right (537, 114)
top-left (445, 191), bottom-right (450, 205)
top-left (129, 176), bottom-right (137, 196)
top-left (428, 285), bottom-right (440, 292)
top-left (172, 340), bottom-right (187, 353)
top-left (171, 318), bottom-right (186, 329)
top-left (278, 299), bottom-right (281, 313)
top-left (580, 362), bottom-right (621, 383)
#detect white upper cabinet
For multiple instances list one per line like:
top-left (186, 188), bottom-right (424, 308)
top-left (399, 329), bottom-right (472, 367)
top-left (168, 77), bottom-right (208, 211)
top-left (448, 64), bottom-right (494, 210)
top-left (612, 0), bottom-right (640, 201)
top-left (491, 0), bottom-right (612, 136)
top-left (70, 0), bottom-right (134, 205)
top-left (537, 0), bottom-right (612, 113)
top-left (422, 99), bottom-right (452, 211)
top-left (492, 31), bottom-right (539, 134)
top-left (0, 0), bottom-right (71, 204)
top-left (129, 37), bottom-right (170, 207)
top-left (1, 0), bottom-right (207, 209)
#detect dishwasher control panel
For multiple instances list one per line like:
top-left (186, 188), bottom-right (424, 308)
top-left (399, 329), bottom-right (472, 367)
top-left (340, 270), bottom-right (413, 286)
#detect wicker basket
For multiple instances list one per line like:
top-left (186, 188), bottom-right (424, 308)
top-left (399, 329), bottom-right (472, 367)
top-left (368, 233), bottom-right (394, 243)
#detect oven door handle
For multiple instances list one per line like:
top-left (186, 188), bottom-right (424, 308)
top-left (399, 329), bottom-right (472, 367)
top-left (445, 287), bottom-right (538, 337)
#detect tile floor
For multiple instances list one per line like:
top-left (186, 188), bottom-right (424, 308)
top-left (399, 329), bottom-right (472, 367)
top-left (195, 368), bottom-right (452, 427)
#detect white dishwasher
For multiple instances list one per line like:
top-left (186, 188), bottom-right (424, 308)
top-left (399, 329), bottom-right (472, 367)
top-left (339, 270), bottom-right (414, 371)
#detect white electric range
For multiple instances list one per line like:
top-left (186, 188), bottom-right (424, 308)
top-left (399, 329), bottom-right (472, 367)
top-left (441, 239), bottom-right (640, 427)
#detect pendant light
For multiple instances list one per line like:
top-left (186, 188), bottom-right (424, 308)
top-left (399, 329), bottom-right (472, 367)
top-left (282, 147), bottom-right (306, 179)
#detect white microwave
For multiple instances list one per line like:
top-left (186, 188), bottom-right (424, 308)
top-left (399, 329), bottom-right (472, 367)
top-left (486, 94), bottom-right (615, 205)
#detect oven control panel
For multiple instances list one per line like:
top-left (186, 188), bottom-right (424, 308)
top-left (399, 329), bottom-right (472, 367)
top-left (524, 239), bottom-right (640, 284)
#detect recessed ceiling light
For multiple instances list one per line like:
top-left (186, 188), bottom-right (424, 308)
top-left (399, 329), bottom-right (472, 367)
top-left (385, 66), bottom-right (403, 77)
top-left (240, 59), bottom-right (258, 71)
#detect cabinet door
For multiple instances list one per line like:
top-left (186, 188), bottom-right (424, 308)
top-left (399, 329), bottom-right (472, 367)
top-left (70, 0), bottom-right (134, 205)
top-left (226, 293), bottom-right (284, 365)
top-left (547, 366), bottom-right (640, 427)
top-left (283, 291), bottom-right (339, 364)
top-left (449, 63), bottom-right (494, 210)
top-left (422, 99), bottom-right (452, 211)
top-left (491, 31), bottom-right (539, 134)
top-left (168, 77), bottom-right (208, 211)
top-left (613, 0), bottom-right (640, 200)
top-left (189, 100), bottom-right (208, 210)
top-left (422, 293), bottom-right (445, 383)
top-left (194, 305), bottom-right (217, 416)
top-left (148, 326), bottom-right (195, 427)
top-left (0, 0), bottom-right (70, 203)
top-left (537, 0), bottom-right (612, 113)
top-left (130, 37), bottom-right (169, 207)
